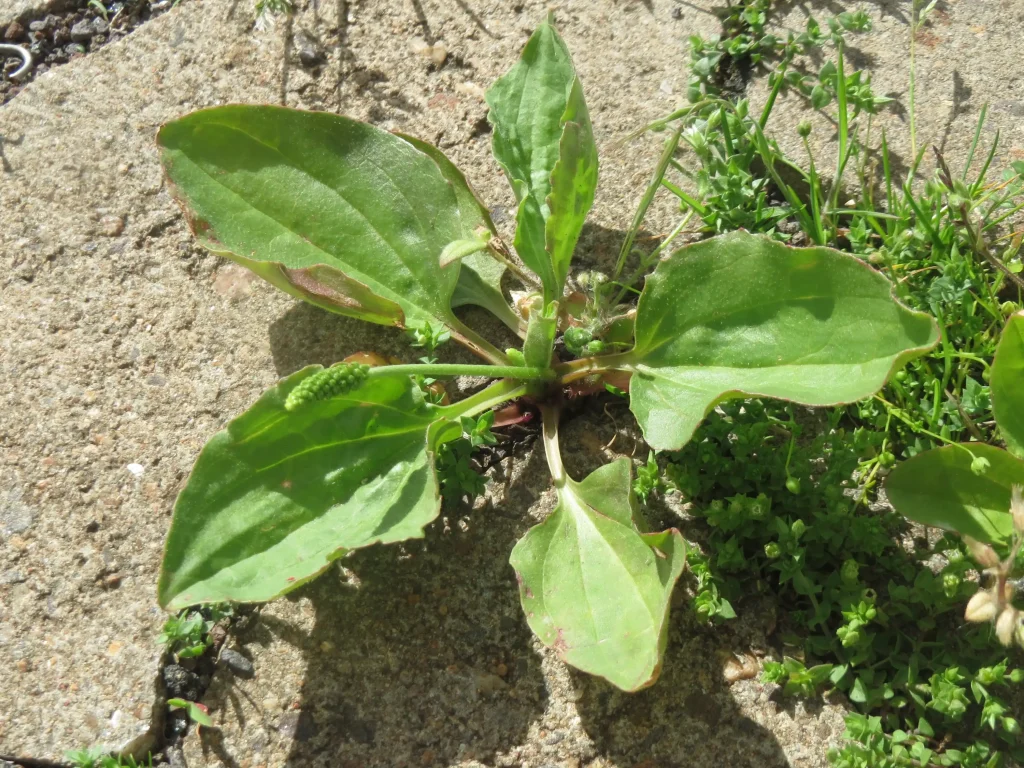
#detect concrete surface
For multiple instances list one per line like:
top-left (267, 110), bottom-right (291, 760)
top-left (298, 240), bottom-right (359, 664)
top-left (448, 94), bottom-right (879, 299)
top-left (1, 0), bottom-right (1022, 764)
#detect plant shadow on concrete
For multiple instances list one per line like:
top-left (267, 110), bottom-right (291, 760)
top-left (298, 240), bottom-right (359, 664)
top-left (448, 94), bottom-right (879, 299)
top-left (203, 288), bottom-right (794, 766)
top-left (251, 403), bottom-right (794, 767)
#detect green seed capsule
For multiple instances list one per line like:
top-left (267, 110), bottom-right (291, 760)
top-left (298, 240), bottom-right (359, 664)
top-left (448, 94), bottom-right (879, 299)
top-left (285, 363), bottom-right (370, 411)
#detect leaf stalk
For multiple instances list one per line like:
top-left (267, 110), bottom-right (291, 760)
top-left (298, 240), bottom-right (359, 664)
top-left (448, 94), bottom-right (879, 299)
top-left (541, 405), bottom-right (566, 488)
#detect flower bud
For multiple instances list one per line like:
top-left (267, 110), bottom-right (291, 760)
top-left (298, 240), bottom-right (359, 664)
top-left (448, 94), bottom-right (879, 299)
top-left (797, 120), bottom-right (812, 138)
top-left (996, 607), bottom-right (1018, 646)
top-left (284, 362), bottom-right (371, 411)
top-left (964, 536), bottom-right (1001, 569)
top-left (964, 590), bottom-right (997, 623)
top-left (764, 542), bottom-right (781, 559)
top-left (1011, 485), bottom-right (1024, 535)
top-left (971, 456), bottom-right (992, 476)
top-left (942, 572), bottom-right (961, 598)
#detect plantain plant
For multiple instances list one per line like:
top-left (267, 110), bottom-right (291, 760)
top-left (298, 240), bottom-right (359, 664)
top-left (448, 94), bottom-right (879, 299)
top-left (156, 16), bottom-right (938, 691)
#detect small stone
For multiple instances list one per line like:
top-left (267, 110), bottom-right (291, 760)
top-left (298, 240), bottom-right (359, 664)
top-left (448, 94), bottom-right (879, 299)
top-left (163, 664), bottom-right (201, 701)
top-left (65, 42), bottom-right (86, 55)
top-left (91, 18), bottom-right (109, 36)
top-left (722, 652), bottom-right (759, 683)
top-left (472, 670), bottom-right (507, 694)
top-left (411, 38), bottom-right (447, 67)
top-left (104, 573), bottom-right (122, 589)
top-left (455, 81), bottom-right (486, 101)
top-left (28, 20), bottom-right (48, 33)
top-left (99, 215), bottom-right (124, 236)
top-left (277, 711), bottom-right (317, 741)
top-left (4, 22), bottom-right (24, 40)
top-left (219, 648), bottom-right (255, 679)
top-left (319, 640), bottom-right (334, 653)
top-left (262, 696), bottom-right (281, 712)
top-left (127, 463), bottom-right (145, 477)
top-left (429, 43), bottom-right (447, 66)
top-left (209, 624), bottom-right (227, 649)
top-left (671, 7), bottom-right (683, 19)
top-left (294, 31), bottom-right (324, 68)
top-left (0, 570), bottom-right (26, 585)
top-left (16, 659), bottom-right (31, 672)
top-left (70, 19), bottom-right (94, 42)
top-left (165, 745), bottom-right (188, 768)
top-left (496, 662), bottom-right (508, 677)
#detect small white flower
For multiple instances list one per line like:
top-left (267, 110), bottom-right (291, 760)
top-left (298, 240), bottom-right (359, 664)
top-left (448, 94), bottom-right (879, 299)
top-left (965, 590), bottom-right (997, 623)
top-left (996, 607), bottom-right (1018, 646)
top-left (1011, 485), bottom-right (1024, 535)
top-left (964, 535), bottom-right (1001, 569)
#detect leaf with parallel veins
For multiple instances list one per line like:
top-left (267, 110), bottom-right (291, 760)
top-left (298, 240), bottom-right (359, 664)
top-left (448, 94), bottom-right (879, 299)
top-left (627, 231), bottom-right (940, 451)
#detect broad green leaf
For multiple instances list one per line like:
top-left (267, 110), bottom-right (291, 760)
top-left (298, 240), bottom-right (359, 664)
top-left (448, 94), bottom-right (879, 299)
top-left (158, 370), bottom-right (458, 609)
top-left (627, 232), bottom-right (939, 451)
top-left (159, 106), bottom-right (466, 329)
top-left (886, 443), bottom-right (1024, 546)
top-left (487, 16), bottom-right (598, 303)
top-left (992, 311), bottom-right (1024, 458)
top-left (396, 133), bottom-right (519, 331)
top-left (509, 459), bottom-right (686, 691)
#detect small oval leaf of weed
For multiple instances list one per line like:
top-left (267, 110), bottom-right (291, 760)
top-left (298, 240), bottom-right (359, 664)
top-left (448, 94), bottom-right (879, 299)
top-left (158, 370), bottom-right (458, 609)
top-left (509, 459), bottom-right (686, 691)
top-left (627, 231), bottom-right (940, 451)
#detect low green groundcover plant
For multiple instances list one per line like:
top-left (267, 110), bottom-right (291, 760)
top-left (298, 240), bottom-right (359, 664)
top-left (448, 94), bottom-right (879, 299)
top-left (887, 312), bottom-right (1024, 551)
top-left (636, 2), bottom-right (1024, 763)
top-left (156, 16), bottom-right (937, 691)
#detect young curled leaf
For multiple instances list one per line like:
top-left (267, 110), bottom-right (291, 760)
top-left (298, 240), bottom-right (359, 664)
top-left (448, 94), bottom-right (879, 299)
top-left (487, 16), bottom-right (598, 303)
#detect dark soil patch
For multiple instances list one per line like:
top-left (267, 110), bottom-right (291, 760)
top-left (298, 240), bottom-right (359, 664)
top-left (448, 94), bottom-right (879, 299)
top-left (1, 0), bottom-right (180, 106)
